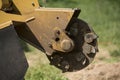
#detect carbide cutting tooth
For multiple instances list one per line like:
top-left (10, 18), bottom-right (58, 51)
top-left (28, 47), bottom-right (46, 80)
top-left (91, 46), bottom-right (96, 53)
top-left (50, 57), bottom-right (53, 59)
top-left (82, 43), bottom-right (92, 54)
top-left (82, 59), bottom-right (86, 65)
top-left (84, 33), bottom-right (97, 43)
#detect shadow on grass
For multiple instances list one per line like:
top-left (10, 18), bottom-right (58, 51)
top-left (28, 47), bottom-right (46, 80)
top-left (110, 49), bottom-right (120, 57)
top-left (108, 49), bottom-right (120, 62)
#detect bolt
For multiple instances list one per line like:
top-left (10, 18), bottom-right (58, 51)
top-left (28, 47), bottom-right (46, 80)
top-left (58, 64), bottom-right (61, 66)
top-left (50, 57), bottom-right (53, 59)
top-left (65, 65), bottom-right (70, 70)
top-left (60, 39), bottom-right (74, 52)
top-left (61, 61), bottom-right (70, 70)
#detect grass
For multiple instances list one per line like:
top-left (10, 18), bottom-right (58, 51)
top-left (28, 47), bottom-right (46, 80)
top-left (25, 64), bottom-right (68, 80)
top-left (25, 45), bottom-right (68, 80)
top-left (25, 0), bottom-right (120, 80)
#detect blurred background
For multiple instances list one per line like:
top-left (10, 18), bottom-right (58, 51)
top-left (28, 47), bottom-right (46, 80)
top-left (24, 0), bottom-right (120, 80)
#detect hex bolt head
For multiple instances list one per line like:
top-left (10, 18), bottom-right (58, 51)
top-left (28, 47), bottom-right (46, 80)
top-left (60, 39), bottom-right (73, 52)
top-left (65, 65), bottom-right (70, 70)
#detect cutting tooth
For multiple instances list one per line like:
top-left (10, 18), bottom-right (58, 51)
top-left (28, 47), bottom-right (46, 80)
top-left (84, 33), bottom-right (97, 43)
top-left (82, 43), bottom-right (96, 63)
top-left (82, 43), bottom-right (92, 54)
top-left (91, 46), bottom-right (96, 53)
top-left (82, 58), bottom-right (86, 65)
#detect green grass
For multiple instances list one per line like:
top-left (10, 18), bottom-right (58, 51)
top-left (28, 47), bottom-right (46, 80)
top-left (25, 64), bottom-right (68, 80)
top-left (25, 0), bottom-right (120, 80)
top-left (25, 45), bottom-right (68, 80)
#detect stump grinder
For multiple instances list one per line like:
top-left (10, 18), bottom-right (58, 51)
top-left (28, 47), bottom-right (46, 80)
top-left (0, 0), bottom-right (98, 80)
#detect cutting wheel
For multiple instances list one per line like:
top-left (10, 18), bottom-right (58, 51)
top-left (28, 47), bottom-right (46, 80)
top-left (47, 19), bottom-right (98, 72)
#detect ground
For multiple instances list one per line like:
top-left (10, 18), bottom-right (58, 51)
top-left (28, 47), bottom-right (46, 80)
top-left (64, 46), bottom-right (120, 80)
top-left (25, 45), bottom-right (120, 80)
top-left (64, 62), bottom-right (120, 80)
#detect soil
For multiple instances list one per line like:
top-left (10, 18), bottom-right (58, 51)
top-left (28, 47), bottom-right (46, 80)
top-left (64, 62), bottom-right (120, 80)
top-left (64, 46), bottom-right (120, 80)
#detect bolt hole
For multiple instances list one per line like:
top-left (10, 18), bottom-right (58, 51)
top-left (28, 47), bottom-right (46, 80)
top-left (55, 37), bottom-right (60, 42)
top-left (56, 17), bottom-right (59, 19)
top-left (57, 30), bottom-right (60, 35)
top-left (32, 2), bottom-right (35, 6)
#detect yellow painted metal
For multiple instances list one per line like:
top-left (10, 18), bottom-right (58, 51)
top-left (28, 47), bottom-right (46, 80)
top-left (1, 0), bottom-right (9, 5)
top-left (0, 11), bottom-right (26, 29)
top-left (0, 0), bottom-right (9, 8)
top-left (0, 0), bottom-right (39, 29)
top-left (13, 0), bottom-right (39, 14)
top-left (0, 0), bottom-right (74, 29)
top-left (0, 0), bottom-right (2, 9)
top-left (26, 8), bottom-right (75, 54)
top-left (0, 0), bottom-right (76, 54)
